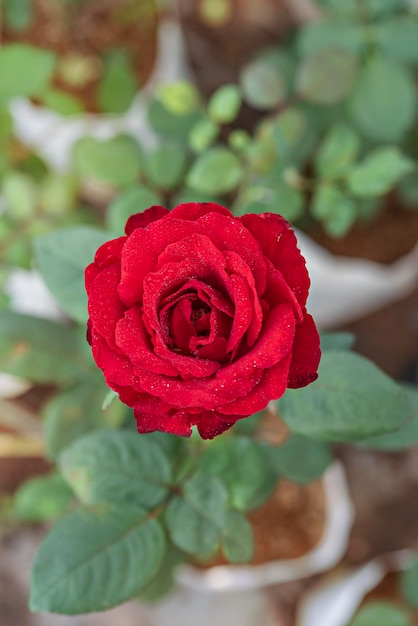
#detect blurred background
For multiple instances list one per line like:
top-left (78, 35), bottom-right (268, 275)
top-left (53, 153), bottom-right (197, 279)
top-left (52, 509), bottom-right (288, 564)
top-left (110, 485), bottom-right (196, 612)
top-left (0, 1), bottom-right (418, 625)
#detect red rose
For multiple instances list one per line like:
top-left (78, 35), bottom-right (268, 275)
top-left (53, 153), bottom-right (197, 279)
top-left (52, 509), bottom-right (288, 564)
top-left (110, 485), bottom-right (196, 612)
top-left (85, 202), bottom-right (320, 439)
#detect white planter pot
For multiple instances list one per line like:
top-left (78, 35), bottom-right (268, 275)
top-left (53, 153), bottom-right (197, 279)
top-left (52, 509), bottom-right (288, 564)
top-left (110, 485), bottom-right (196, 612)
top-left (141, 462), bottom-right (354, 626)
top-left (297, 231), bottom-right (418, 329)
top-left (297, 550), bottom-right (413, 626)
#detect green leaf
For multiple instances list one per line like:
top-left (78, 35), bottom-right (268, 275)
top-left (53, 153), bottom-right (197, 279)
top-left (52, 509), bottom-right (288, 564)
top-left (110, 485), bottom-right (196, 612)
top-left (145, 144), bottom-right (187, 191)
top-left (376, 17), bottom-right (418, 64)
top-left (38, 172), bottom-right (78, 216)
top-left (72, 135), bottom-right (142, 187)
top-left (29, 505), bottom-right (166, 614)
top-left (106, 184), bottom-right (163, 234)
top-left (42, 382), bottom-right (120, 460)
top-left (279, 350), bottom-right (412, 441)
top-left (234, 182), bottom-right (304, 222)
top-left (348, 56), bottom-right (417, 142)
top-left (271, 108), bottom-right (316, 165)
top-left (0, 311), bottom-right (85, 383)
top-left (312, 183), bottom-right (357, 236)
top-left (3, 0), bottom-right (32, 32)
top-left (98, 50), bottom-right (137, 114)
top-left (186, 147), bottom-right (243, 195)
top-left (137, 544), bottom-right (185, 603)
top-left (35, 226), bottom-right (109, 324)
top-left (346, 148), bottom-right (414, 198)
top-left (360, 385), bottom-right (418, 450)
top-left (320, 332), bottom-right (355, 352)
top-left (316, 123), bottom-right (361, 178)
top-left (297, 19), bottom-right (363, 56)
top-left (12, 473), bottom-right (73, 523)
top-left (297, 49), bottom-right (357, 105)
top-left (265, 435), bottom-right (332, 483)
top-left (240, 60), bottom-right (285, 110)
top-left (350, 601), bottom-right (412, 626)
top-left (188, 117), bottom-right (219, 153)
top-left (41, 89), bottom-right (84, 116)
top-left (60, 429), bottom-right (172, 509)
top-left (165, 473), bottom-right (229, 558)
top-left (401, 556), bottom-right (418, 611)
top-left (148, 99), bottom-right (201, 139)
top-left (198, 437), bottom-right (270, 511)
top-left (0, 44), bottom-right (56, 102)
top-left (208, 84), bottom-right (242, 124)
top-left (221, 510), bottom-right (254, 563)
top-left (157, 81), bottom-right (200, 116)
top-left (3, 171), bottom-right (37, 220)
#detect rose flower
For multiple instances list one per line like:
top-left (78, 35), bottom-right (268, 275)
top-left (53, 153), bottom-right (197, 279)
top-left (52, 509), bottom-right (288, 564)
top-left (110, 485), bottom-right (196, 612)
top-left (85, 202), bottom-right (320, 439)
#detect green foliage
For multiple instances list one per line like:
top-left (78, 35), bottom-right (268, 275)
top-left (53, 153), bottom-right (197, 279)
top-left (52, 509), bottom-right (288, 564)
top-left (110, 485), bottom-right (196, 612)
top-left (35, 226), bottom-right (109, 323)
top-left (297, 49), bottom-right (357, 105)
top-left (98, 50), bottom-right (137, 114)
top-left (157, 81), bottom-right (201, 116)
top-left (401, 556), bottom-right (418, 611)
top-left (0, 311), bottom-right (86, 383)
top-left (41, 90), bottom-right (84, 116)
top-left (30, 505), bottom-right (166, 614)
top-left (0, 44), bottom-right (56, 102)
top-left (320, 332), bottom-right (355, 352)
top-left (316, 123), bottom-right (361, 179)
top-left (2, 171), bottom-right (37, 220)
top-left (208, 84), bottom-right (242, 124)
top-left (60, 429), bottom-right (172, 509)
top-left (279, 351), bottom-right (412, 441)
top-left (145, 144), bottom-right (188, 191)
top-left (346, 148), bottom-right (414, 197)
top-left (240, 59), bottom-right (285, 110)
top-left (376, 17), bottom-right (418, 64)
top-left (221, 510), bottom-right (254, 563)
top-left (165, 473), bottom-right (229, 558)
top-left (186, 147), bottom-right (243, 195)
top-left (72, 135), bottom-right (142, 187)
top-left (3, 0), bottom-right (32, 32)
top-left (312, 184), bottom-right (357, 237)
top-left (348, 56), bottom-right (417, 141)
top-left (350, 601), bottom-right (412, 626)
top-left (188, 117), bottom-right (219, 153)
top-left (12, 473), bottom-right (73, 523)
top-left (264, 435), bottom-right (333, 484)
top-left (297, 19), bottom-right (363, 55)
top-left (106, 185), bottom-right (163, 233)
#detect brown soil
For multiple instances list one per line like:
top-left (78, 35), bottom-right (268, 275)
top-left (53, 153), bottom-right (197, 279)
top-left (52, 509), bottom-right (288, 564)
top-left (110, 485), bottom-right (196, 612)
top-left (2, 0), bottom-right (158, 113)
top-left (310, 201), bottom-right (418, 265)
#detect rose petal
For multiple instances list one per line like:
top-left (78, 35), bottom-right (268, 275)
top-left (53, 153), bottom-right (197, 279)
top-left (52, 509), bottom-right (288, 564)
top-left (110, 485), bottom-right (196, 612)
top-left (196, 411), bottom-right (237, 439)
top-left (287, 313), bottom-right (321, 388)
top-left (88, 264), bottom-right (126, 350)
top-left (241, 213), bottom-right (310, 307)
top-left (85, 236), bottom-right (125, 292)
top-left (135, 407), bottom-right (193, 437)
top-left (125, 205), bottom-right (170, 235)
top-left (169, 202), bottom-right (232, 221)
top-left (119, 218), bottom-right (201, 307)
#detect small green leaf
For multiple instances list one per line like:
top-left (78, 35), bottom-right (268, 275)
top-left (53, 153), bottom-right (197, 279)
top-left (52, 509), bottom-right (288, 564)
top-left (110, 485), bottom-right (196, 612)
top-left (157, 81), bottom-right (200, 116)
top-left (0, 44), bottom-right (56, 102)
top-left (137, 544), bottom-right (185, 603)
top-left (346, 148), bottom-right (414, 198)
top-left (234, 182), bottom-right (303, 222)
top-left (60, 429), bottom-right (172, 509)
top-left (3, 0), bottom-right (32, 32)
top-left (41, 89), bottom-right (84, 116)
top-left (165, 473), bottom-right (229, 558)
top-left (360, 385), bottom-right (418, 450)
top-left (297, 19), bottom-right (363, 56)
top-left (401, 556), bottom-right (418, 611)
top-left (312, 184), bottom-right (357, 236)
top-left (240, 60), bottom-right (285, 110)
top-left (208, 84), bottom-right (242, 124)
top-left (98, 50), bottom-right (137, 114)
top-left (72, 135), bottom-right (142, 187)
top-left (297, 49), bottom-right (357, 104)
top-left (0, 311), bottom-right (85, 383)
top-left (350, 601), bottom-right (412, 626)
top-left (316, 123), bottom-right (361, 178)
top-left (3, 171), bottom-right (37, 220)
top-left (35, 226), bottom-right (109, 323)
top-left (320, 332), bottom-right (355, 352)
top-left (265, 435), bottom-right (332, 484)
top-left (145, 144), bottom-right (187, 191)
top-left (148, 99), bottom-right (201, 139)
top-left (228, 129), bottom-right (251, 153)
top-left (198, 437), bottom-right (270, 511)
top-left (375, 17), bottom-right (418, 64)
top-left (186, 147), bottom-right (243, 195)
top-left (188, 117), bottom-right (219, 153)
top-left (106, 185), bottom-right (163, 234)
top-left (13, 473), bottom-right (73, 523)
top-left (279, 350), bottom-right (412, 441)
top-left (29, 505), bottom-right (166, 614)
top-left (271, 108), bottom-right (315, 165)
top-left (348, 56), bottom-right (417, 141)
top-left (221, 510), bottom-right (254, 563)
